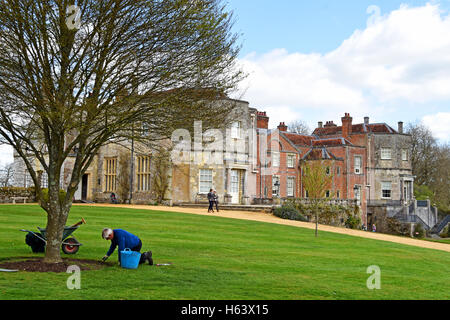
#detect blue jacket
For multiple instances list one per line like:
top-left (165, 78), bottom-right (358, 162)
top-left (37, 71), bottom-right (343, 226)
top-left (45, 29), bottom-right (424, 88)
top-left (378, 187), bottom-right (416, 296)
top-left (106, 229), bottom-right (141, 261)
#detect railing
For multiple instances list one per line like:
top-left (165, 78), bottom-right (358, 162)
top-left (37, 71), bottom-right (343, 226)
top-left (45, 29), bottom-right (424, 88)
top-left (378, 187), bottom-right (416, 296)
top-left (431, 215), bottom-right (450, 234)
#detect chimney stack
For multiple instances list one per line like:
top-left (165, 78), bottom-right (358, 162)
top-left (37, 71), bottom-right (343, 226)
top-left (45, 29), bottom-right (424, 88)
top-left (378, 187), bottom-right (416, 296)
top-left (277, 122), bottom-right (288, 132)
top-left (398, 121), bottom-right (404, 134)
top-left (364, 117), bottom-right (370, 125)
top-left (318, 121), bottom-right (323, 128)
top-left (341, 113), bottom-right (353, 139)
top-left (256, 111), bottom-right (269, 129)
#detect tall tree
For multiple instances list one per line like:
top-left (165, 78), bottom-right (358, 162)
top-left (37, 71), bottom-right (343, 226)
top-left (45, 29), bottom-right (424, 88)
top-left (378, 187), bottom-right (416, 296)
top-left (288, 120), bottom-right (311, 135)
top-left (0, 0), bottom-right (243, 263)
top-left (406, 122), bottom-right (438, 186)
top-left (301, 159), bottom-right (334, 237)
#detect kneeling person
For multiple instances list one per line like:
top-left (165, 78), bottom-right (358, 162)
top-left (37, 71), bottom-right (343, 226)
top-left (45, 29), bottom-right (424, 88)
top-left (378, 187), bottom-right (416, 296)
top-left (102, 228), bottom-right (153, 265)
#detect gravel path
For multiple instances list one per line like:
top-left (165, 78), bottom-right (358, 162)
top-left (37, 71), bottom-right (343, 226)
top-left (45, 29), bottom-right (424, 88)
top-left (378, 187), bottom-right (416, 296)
top-left (76, 204), bottom-right (450, 253)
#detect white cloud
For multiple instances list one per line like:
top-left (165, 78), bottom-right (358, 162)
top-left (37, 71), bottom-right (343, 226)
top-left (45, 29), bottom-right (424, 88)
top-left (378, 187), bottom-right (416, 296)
top-left (0, 145), bottom-right (13, 166)
top-left (422, 112), bottom-right (450, 142)
top-left (235, 3), bottom-right (450, 140)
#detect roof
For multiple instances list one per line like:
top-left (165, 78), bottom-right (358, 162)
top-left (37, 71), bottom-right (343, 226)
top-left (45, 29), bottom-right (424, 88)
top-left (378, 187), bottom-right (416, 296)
top-left (313, 123), bottom-right (397, 136)
top-left (282, 132), bottom-right (315, 146)
top-left (312, 137), bottom-right (353, 147)
top-left (301, 147), bottom-right (341, 161)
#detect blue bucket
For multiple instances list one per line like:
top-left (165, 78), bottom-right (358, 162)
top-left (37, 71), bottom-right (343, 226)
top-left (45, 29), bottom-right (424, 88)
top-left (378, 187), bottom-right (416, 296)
top-left (120, 248), bottom-right (141, 269)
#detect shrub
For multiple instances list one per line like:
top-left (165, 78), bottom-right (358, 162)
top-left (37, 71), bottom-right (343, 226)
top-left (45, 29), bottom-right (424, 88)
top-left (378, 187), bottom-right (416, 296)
top-left (440, 225), bottom-right (450, 238)
top-left (273, 205), bottom-right (308, 222)
top-left (345, 215), bottom-right (361, 229)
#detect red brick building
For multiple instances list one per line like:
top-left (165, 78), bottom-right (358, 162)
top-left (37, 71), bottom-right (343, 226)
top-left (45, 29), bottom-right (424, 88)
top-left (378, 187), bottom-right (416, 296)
top-left (254, 111), bottom-right (412, 226)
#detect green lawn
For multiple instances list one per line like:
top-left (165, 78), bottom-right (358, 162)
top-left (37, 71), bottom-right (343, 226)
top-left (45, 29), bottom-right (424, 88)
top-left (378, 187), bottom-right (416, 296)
top-left (0, 204), bottom-right (449, 300)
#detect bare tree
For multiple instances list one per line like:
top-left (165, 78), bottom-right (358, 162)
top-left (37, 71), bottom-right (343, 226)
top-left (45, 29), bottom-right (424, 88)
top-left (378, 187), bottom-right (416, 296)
top-left (0, 0), bottom-right (243, 263)
top-left (406, 122), bottom-right (438, 186)
top-left (288, 120), bottom-right (311, 135)
top-left (0, 163), bottom-right (14, 187)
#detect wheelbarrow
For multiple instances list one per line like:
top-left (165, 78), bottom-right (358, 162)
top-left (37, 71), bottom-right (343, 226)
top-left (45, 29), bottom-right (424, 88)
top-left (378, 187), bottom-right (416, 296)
top-left (20, 218), bottom-right (86, 255)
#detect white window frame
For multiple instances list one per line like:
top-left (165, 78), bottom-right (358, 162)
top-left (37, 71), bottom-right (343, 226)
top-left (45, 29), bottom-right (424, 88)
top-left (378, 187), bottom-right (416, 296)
top-left (381, 181), bottom-right (392, 199)
top-left (354, 156), bottom-right (362, 174)
top-left (287, 177), bottom-right (295, 197)
top-left (287, 154), bottom-right (295, 168)
top-left (380, 148), bottom-right (392, 160)
top-left (272, 152), bottom-right (280, 167)
top-left (199, 169), bottom-right (213, 194)
top-left (231, 121), bottom-right (241, 139)
top-left (272, 175), bottom-right (280, 197)
top-left (402, 149), bottom-right (408, 161)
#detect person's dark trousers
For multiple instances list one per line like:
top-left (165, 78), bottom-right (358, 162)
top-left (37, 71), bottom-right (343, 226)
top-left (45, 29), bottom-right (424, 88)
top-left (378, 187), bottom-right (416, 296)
top-left (208, 201), bottom-right (214, 212)
top-left (214, 201), bottom-right (219, 212)
top-left (130, 240), bottom-right (147, 264)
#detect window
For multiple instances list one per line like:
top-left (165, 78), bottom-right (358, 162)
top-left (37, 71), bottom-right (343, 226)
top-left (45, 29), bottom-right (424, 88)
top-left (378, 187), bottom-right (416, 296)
top-left (272, 152), bottom-right (280, 167)
top-left (231, 121), bottom-right (241, 139)
top-left (104, 158), bottom-right (117, 192)
top-left (402, 149), bottom-right (408, 161)
top-left (326, 167), bottom-right (330, 175)
top-left (136, 156), bottom-right (151, 191)
top-left (199, 169), bottom-right (213, 194)
top-left (336, 166), bottom-right (341, 176)
top-left (40, 172), bottom-right (48, 188)
top-left (336, 190), bottom-right (340, 199)
top-left (272, 176), bottom-right (280, 197)
top-left (381, 181), bottom-right (392, 199)
top-left (287, 154), bottom-right (295, 168)
top-left (355, 156), bottom-right (362, 174)
top-left (305, 190), bottom-right (309, 198)
top-left (287, 177), bottom-right (295, 197)
top-left (325, 190), bottom-right (330, 198)
top-left (381, 148), bottom-right (392, 160)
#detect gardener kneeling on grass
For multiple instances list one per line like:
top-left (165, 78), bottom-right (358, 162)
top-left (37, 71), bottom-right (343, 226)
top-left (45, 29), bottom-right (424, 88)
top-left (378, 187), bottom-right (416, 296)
top-left (101, 228), bottom-right (153, 266)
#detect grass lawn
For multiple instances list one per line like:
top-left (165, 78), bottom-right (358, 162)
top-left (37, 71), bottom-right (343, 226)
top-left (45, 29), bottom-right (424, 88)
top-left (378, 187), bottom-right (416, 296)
top-left (0, 204), bottom-right (449, 300)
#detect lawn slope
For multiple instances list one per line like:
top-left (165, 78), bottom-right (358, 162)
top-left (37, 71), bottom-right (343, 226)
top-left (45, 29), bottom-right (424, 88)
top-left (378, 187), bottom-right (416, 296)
top-left (0, 205), bottom-right (448, 300)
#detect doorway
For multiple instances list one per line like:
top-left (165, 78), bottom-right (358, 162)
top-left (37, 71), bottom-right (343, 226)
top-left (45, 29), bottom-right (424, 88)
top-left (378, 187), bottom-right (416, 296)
top-left (81, 174), bottom-right (88, 201)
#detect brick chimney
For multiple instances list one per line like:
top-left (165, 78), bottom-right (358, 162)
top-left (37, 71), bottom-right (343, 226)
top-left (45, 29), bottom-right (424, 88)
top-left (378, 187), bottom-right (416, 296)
top-left (324, 121), bottom-right (337, 127)
top-left (256, 111), bottom-right (269, 129)
top-left (277, 122), bottom-right (288, 132)
top-left (341, 113), bottom-right (353, 139)
top-left (398, 121), bottom-right (404, 134)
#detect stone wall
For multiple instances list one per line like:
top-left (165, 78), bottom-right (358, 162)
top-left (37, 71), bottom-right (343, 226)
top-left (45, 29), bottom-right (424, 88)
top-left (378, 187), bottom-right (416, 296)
top-left (0, 187), bottom-right (35, 203)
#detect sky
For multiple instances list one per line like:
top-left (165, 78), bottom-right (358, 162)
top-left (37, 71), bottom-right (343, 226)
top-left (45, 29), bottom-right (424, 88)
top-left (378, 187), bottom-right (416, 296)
top-left (1, 0), bottom-right (450, 166)
top-left (226, 0), bottom-right (450, 143)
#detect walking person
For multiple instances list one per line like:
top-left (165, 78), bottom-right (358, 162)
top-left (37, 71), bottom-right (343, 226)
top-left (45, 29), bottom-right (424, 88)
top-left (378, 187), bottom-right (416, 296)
top-left (101, 228), bottom-right (153, 265)
top-left (207, 189), bottom-right (215, 213)
top-left (213, 190), bottom-right (220, 213)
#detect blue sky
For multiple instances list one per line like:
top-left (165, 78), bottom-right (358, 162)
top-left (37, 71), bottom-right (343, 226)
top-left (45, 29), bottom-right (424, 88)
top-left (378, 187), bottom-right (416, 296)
top-left (226, 0), bottom-right (450, 143)
top-left (227, 0), bottom-right (448, 56)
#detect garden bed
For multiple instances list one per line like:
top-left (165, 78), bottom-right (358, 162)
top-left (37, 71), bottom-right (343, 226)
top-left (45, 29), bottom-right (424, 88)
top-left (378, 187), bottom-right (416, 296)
top-left (0, 258), bottom-right (111, 273)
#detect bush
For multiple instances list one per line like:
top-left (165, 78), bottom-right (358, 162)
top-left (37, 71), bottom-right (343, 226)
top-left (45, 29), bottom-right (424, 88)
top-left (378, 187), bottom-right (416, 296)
top-left (273, 205), bottom-right (308, 222)
top-left (440, 225), bottom-right (450, 238)
top-left (345, 215), bottom-right (361, 229)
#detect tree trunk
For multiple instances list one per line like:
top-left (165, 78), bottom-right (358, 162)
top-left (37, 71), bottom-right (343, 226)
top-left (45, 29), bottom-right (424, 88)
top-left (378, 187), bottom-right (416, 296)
top-left (315, 210), bottom-right (318, 238)
top-left (43, 187), bottom-right (69, 264)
